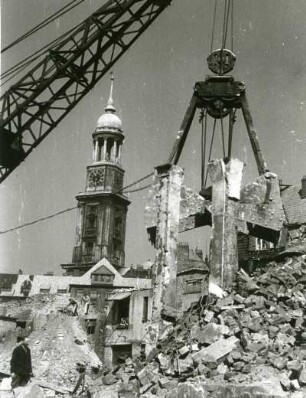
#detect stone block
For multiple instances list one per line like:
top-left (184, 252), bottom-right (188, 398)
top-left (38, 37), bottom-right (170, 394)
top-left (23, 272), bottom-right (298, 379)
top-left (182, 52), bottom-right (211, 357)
top-left (139, 382), bottom-right (154, 395)
top-left (192, 336), bottom-right (239, 364)
top-left (191, 343), bottom-right (199, 352)
top-left (102, 373), bottom-right (118, 385)
top-left (165, 382), bottom-right (206, 398)
top-left (247, 342), bottom-right (266, 353)
top-left (275, 332), bottom-right (295, 347)
top-left (158, 378), bottom-right (178, 390)
top-left (125, 357), bottom-right (133, 366)
top-left (271, 356), bottom-right (288, 370)
top-left (191, 323), bottom-right (230, 345)
top-left (137, 364), bottom-right (158, 387)
top-left (146, 347), bottom-right (159, 362)
top-left (118, 380), bottom-right (140, 398)
top-left (298, 365), bottom-right (306, 385)
top-left (279, 375), bottom-right (291, 391)
top-left (291, 379), bottom-right (300, 391)
top-left (203, 380), bottom-right (286, 398)
top-left (233, 361), bottom-right (244, 371)
top-left (14, 383), bottom-right (45, 398)
top-left (203, 310), bottom-right (214, 323)
top-left (178, 355), bottom-right (193, 373)
top-left (287, 360), bottom-right (303, 373)
top-left (216, 363), bottom-right (228, 375)
top-left (178, 346), bottom-right (189, 357)
top-left (157, 353), bottom-right (169, 369)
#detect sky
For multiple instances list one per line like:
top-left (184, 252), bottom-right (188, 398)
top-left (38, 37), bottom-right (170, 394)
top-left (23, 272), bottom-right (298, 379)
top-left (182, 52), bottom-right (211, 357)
top-left (1, 0), bottom-right (306, 275)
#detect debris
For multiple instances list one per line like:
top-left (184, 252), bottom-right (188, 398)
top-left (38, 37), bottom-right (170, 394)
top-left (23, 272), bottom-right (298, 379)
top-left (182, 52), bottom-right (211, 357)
top-left (192, 336), bottom-right (239, 364)
top-left (208, 282), bottom-right (227, 298)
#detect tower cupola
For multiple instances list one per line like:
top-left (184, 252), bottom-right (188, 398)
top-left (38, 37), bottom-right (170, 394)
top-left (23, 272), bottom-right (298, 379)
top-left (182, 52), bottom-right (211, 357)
top-left (96, 75), bottom-right (122, 131)
top-left (93, 74), bottom-right (124, 164)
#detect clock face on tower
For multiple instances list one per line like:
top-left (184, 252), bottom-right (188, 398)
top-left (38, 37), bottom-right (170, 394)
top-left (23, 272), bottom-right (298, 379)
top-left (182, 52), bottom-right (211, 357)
top-left (88, 169), bottom-right (105, 187)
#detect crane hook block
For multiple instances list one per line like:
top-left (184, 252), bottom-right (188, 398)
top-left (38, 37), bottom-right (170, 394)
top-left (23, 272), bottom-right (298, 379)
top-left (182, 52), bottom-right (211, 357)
top-left (207, 49), bottom-right (236, 76)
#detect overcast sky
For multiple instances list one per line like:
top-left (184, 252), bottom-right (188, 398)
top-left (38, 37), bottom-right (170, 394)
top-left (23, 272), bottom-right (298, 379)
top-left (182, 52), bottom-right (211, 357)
top-left (1, 0), bottom-right (306, 275)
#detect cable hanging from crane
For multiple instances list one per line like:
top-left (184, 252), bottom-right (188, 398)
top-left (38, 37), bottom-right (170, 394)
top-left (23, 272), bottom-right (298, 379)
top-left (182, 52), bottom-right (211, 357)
top-left (0, 171), bottom-right (154, 236)
top-left (200, 0), bottom-right (235, 191)
top-left (210, 0), bottom-right (234, 54)
top-left (0, 6), bottom-right (91, 86)
top-left (1, 0), bottom-right (86, 54)
top-left (0, 22), bottom-right (84, 86)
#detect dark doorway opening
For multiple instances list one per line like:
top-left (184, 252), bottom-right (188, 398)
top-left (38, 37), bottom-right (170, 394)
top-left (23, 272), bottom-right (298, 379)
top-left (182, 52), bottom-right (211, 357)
top-left (112, 344), bottom-right (132, 365)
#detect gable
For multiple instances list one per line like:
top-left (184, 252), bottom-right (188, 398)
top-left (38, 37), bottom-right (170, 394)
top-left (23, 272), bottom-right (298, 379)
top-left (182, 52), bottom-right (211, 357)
top-left (92, 265), bottom-right (114, 276)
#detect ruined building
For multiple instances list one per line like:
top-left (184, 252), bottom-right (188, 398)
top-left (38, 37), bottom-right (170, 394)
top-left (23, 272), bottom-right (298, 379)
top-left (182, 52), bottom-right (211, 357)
top-left (61, 77), bottom-right (130, 276)
top-left (238, 175), bottom-right (306, 269)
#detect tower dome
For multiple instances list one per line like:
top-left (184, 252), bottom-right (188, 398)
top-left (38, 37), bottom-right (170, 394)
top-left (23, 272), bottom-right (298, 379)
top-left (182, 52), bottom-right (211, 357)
top-left (96, 75), bottom-right (122, 131)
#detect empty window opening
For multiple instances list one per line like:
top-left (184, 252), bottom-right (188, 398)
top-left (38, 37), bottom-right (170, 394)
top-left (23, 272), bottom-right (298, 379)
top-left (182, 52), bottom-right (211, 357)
top-left (106, 138), bottom-right (114, 161)
top-left (112, 344), bottom-right (132, 366)
top-left (184, 279), bottom-right (202, 294)
top-left (112, 297), bottom-right (130, 328)
top-left (39, 288), bottom-right (50, 294)
top-left (142, 296), bottom-right (149, 323)
top-left (86, 319), bottom-right (97, 335)
top-left (255, 238), bottom-right (274, 251)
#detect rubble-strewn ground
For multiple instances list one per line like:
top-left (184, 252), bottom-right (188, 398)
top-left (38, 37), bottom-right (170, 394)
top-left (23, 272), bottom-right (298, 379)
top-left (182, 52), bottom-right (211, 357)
top-left (94, 253), bottom-right (306, 398)
top-left (2, 254), bottom-right (306, 397)
top-left (0, 295), bottom-right (102, 397)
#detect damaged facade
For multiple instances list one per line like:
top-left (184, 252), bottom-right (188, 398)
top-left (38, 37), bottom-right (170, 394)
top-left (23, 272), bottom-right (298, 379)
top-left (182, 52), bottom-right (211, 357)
top-left (238, 175), bottom-right (306, 269)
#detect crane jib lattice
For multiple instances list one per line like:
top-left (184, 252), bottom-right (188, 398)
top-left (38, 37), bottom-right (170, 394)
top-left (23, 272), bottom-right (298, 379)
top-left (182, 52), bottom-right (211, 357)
top-left (0, 0), bottom-right (172, 183)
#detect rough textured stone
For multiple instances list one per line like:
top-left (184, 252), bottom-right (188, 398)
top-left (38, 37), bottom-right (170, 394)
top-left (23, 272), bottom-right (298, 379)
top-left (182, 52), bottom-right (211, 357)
top-left (203, 380), bottom-right (286, 398)
top-left (118, 380), bottom-right (140, 398)
top-left (191, 323), bottom-right (230, 345)
top-left (291, 379), bottom-right (301, 391)
top-left (14, 383), bottom-right (46, 398)
top-left (298, 365), bottom-right (306, 385)
top-left (165, 382), bottom-right (206, 398)
top-left (157, 353), bottom-right (169, 369)
top-left (178, 346), bottom-right (189, 357)
top-left (192, 336), bottom-right (239, 364)
top-left (158, 378), bottom-right (178, 390)
top-left (178, 356), bottom-right (193, 373)
top-left (102, 373), bottom-right (118, 386)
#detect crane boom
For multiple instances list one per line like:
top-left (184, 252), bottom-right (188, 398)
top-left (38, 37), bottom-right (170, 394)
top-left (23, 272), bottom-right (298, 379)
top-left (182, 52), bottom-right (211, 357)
top-left (0, 0), bottom-right (171, 183)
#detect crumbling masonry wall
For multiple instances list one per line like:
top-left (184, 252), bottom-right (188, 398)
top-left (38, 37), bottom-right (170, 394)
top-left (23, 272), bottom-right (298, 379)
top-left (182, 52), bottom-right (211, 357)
top-left (208, 158), bottom-right (244, 289)
top-left (151, 164), bottom-right (184, 322)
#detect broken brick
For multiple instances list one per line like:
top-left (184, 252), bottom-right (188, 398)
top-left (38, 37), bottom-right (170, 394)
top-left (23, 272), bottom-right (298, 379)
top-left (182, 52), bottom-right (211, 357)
top-left (102, 373), bottom-right (118, 385)
top-left (298, 366), bottom-right (306, 385)
top-left (157, 353), bottom-right (169, 369)
top-left (191, 323), bottom-right (229, 345)
top-left (178, 346), bottom-right (189, 357)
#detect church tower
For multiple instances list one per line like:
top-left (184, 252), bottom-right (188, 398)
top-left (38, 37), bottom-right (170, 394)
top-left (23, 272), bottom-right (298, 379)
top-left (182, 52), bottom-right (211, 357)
top-left (62, 76), bottom-right (130, 276)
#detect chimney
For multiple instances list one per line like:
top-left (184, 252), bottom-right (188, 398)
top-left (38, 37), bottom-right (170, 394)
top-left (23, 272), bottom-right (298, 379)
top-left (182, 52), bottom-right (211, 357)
top-left (302, 176), bottom-right (306, 199)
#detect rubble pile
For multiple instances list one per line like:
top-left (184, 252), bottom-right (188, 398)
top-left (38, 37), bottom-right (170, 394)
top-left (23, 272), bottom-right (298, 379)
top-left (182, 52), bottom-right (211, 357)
top-left (97, 254), bottom-right (306, 398)
top-left (3, 255), bottom-right (306, 397)
top-left (0, 294), bottom-right (69, 318)
top-left (0, 295), bottom-right (102, 397)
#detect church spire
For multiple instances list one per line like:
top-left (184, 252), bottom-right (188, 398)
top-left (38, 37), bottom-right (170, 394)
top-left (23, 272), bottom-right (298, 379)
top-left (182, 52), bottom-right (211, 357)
top-left (105, 72), bottom-right (116, 113)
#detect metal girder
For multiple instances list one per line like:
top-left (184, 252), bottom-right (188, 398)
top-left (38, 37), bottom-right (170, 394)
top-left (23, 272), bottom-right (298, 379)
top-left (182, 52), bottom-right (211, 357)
top-left (0, 0), bottom-right (172, 183)
top-left (167, 94), bottom-right (198, 165)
